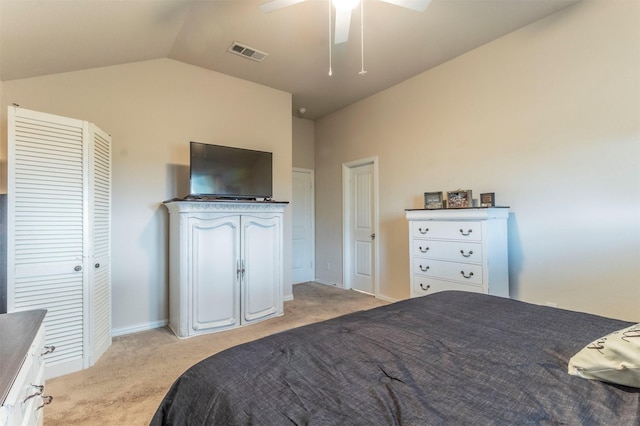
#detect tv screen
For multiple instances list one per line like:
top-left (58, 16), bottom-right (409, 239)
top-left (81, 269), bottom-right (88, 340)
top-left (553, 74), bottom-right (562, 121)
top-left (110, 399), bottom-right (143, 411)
top-left (189, 142), bottom-right (273, 199)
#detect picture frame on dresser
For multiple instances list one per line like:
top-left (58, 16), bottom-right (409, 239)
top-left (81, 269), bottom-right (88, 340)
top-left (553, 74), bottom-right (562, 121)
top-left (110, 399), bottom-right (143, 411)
top-left (480, 192), bottom-right (495, 207)
top-left (447, 189), bottom-right (472, 208)
top-left (424, 192), bottom-right (444, 209)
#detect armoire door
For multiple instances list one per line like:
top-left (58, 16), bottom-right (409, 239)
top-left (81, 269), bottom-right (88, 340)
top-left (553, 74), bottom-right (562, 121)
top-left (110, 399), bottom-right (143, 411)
top-left (242, 214), bottom-right (282, 323)
top-left (7, 106), bottom-right (111, 378)
top-left (189, 214), bottom-right (240, 333)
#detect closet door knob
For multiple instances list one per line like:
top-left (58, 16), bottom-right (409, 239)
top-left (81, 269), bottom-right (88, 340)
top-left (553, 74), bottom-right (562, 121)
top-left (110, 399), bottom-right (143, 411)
top-left (74, 265), bottom-right (82, 272)
top-left (95, 263), bottom-right (100, 268)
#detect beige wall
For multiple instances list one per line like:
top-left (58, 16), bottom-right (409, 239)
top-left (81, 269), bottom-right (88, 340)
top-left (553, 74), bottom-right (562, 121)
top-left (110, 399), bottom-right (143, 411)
top-left (0, 58), bottom-right (293, 333)
top-left (315, 0), bottom-right (640, 321)
top-left (292, 117), bottom-right (315, 169)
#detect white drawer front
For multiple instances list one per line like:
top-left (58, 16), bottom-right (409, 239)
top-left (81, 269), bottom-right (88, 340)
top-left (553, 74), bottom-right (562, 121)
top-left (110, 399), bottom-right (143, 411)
top-left (412, 277), bottom-right (483, 296)
top-left (411, 221), bottom-right (482, 241)
top-left (19, 363), bottom-right (45, 426)
top-left (412, 239), bottom-right (482, 263)
top-left (412, 258), bottom-right (483, 285)
top-left (2, 326), bottom-right (46, 426)
top-left (8, 357), bottom-right (39, 426)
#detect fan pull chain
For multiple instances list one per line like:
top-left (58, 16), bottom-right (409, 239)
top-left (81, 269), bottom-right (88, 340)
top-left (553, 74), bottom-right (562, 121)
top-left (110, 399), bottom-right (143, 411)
top-left (359, 0), bottom-right (367, 75)
top-left (328, 0), bottom-right (333, 76)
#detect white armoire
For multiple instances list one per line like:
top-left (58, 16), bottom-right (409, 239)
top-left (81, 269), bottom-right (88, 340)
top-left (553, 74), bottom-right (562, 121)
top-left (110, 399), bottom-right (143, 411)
top-left (7, 106), bottom-right (112, 378)
top-left (164, 200), bottom-right (286, 338)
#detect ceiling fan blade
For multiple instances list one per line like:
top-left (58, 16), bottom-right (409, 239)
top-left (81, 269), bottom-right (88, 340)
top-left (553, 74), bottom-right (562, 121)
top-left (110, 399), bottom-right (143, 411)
top-left (259, 0), bottom-right (307, 13)
top-left (378, 0), bottom-right (431, 12)
top-left (334, 8), bottom-right (352, 44)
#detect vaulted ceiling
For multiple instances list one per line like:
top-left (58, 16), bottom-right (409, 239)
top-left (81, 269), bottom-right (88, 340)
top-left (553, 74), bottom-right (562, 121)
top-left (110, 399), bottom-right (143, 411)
top-left (0, 0), bottom-right (580, 120)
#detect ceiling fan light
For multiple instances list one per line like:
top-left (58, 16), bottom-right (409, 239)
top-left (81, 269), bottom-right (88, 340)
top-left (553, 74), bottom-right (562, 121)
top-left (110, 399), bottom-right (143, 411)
top-left (332, 0), bottom-right (359, 10)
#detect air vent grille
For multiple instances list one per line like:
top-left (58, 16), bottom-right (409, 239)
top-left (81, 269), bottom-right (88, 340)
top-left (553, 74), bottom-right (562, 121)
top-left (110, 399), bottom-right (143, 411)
top-left (228, 42), bottom-right (268, 62)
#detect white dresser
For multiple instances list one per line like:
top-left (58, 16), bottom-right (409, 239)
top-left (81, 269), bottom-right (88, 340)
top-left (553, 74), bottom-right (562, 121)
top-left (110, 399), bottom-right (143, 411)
top-left (405, 208), bottom-right (509, 298)
top-left (0, 310), bottom-right (53, 426)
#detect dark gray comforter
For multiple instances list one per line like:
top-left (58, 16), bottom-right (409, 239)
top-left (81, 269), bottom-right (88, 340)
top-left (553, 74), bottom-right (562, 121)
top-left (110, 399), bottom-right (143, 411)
top-left (151, 291), bottom-right (640, 425)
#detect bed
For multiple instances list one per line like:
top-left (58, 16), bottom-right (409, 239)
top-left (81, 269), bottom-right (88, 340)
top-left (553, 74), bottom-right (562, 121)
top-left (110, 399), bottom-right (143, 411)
top-left (151, 291), bottom-right (640, 425)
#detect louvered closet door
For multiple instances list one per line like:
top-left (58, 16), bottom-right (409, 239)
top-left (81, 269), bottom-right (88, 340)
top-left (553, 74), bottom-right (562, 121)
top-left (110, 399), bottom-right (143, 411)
top-left (8, 107), bottom-right (87, 377)
top-left (89, 124), bottom-right (111, 365)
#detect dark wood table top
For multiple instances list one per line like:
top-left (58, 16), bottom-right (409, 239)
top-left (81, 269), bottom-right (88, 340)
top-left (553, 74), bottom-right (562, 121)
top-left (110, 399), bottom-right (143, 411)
top-left (0, 309), bottom-right (47, 405)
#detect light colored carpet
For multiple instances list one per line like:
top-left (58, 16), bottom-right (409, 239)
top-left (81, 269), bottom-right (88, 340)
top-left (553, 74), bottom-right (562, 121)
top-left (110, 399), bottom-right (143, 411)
top-left (44, 282), bottom-right (388, 425)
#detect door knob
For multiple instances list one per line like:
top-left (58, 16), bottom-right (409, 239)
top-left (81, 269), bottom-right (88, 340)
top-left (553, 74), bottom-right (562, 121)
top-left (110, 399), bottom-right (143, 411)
top-left (370, 233), bottom-right (375, 240)
top-left (74, 265), bottom-right (82, 272)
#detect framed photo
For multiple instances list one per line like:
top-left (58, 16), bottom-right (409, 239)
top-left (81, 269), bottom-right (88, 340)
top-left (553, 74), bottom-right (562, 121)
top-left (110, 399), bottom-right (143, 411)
top-left (480, 192), bottom-right (495, 207)
top-left (447, 189), bottom-right (472, 208)
top-left (424, 191), bottom-right (443, 209)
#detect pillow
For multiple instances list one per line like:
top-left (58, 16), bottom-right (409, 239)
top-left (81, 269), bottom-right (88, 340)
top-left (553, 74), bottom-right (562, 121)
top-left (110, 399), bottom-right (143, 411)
top-left (568, 323), bottom-right (640, 388)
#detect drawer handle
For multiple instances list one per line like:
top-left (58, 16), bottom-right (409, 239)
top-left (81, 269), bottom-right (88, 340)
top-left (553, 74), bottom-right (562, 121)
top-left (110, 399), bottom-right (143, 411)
top-left (37, 395), bottom-right (53, 410)
top-left (419, 265), bottom-right (430, 272)
top-left (418, 227), bottom-right (429, 234)
top-left (419, 283), bottom-right (431, 291)
top-left (419, 246), bottom-right (429, 253)
top-left (23, 384), bottom-right (44, 404)
top-left (42, 345), bottom-right (56, 356)
top-left (460, 250), bottom-right (473, 258)
top-left (460, 270), bottom-right (474, 279)
top-left (459, 228), bottom-right (473, 236)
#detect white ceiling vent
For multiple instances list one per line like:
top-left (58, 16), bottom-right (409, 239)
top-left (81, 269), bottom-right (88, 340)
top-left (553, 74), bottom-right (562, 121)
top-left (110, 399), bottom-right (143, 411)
top-left (227, 42), bottom-right (268, 62)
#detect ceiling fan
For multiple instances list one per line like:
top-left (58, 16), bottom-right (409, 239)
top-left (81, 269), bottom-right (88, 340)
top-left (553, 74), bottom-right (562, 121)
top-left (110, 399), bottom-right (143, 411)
top-left (259, 0), bottom-right (432, 44)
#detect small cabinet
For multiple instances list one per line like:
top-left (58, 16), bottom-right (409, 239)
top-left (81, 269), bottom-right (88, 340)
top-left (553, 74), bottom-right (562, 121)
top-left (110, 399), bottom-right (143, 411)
top-left (405, 207), bottom-right (509, 298)
top-left (164, 201), bottom-right (286, 338)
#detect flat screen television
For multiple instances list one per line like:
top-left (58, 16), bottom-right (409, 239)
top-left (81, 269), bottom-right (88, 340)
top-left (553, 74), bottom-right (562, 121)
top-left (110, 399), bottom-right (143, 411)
top-left (189, 142), bottom-right (273, 200)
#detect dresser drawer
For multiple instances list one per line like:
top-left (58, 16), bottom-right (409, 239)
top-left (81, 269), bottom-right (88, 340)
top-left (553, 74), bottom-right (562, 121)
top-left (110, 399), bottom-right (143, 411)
top-left (411, 239), bottom-right (482, 263)
top-left (412, 277), bottom-right (483, 297)
top-left (19, 363), bottom-right (45, 426)
top-left (412, 258), bottom-right (483, 285)
top-left (5, 352), bottom-right (40, 426)
top-left (410, 221), bottom-right (482, 241)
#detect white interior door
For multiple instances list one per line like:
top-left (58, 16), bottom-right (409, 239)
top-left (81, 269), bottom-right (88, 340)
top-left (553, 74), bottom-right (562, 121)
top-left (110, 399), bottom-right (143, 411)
top-left (8, 106), bottom-right (87, 377)
top-left (292, 169), bottom-right (314, 284)
top-left (88, 124), bottom-right (112, 365)
top-left (8, 106), bottom-right (112, 378)
top-left (347, 163), bottom-right (375, 295)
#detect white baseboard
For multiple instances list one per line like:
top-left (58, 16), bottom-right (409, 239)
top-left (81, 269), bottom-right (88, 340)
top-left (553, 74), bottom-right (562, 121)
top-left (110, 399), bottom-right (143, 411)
top-left (310, 279), bottom-right (399, 303)
top-left (376, 294), bottom-right (399, 303)
top-left (313, 279), bottom-right (345, 289)
top-left (112, 319), bottom-right (168, 337)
